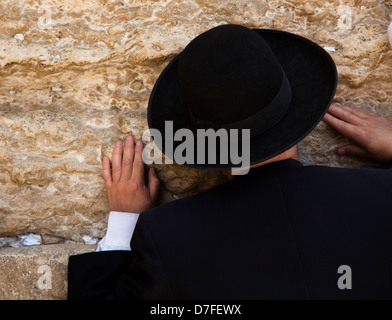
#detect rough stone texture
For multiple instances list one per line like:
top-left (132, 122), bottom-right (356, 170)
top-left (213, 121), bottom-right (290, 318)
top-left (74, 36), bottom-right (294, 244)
top-left (0, 0), bottom-right (391, 299)
top-left (0, 244), bottom-right (96, 300)
top-left (0, 0), bottom-right (391, 241)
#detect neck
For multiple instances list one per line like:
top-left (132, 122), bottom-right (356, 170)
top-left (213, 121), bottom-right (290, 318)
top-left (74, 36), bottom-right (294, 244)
top-left (222, 145), bottom-right (298, 181)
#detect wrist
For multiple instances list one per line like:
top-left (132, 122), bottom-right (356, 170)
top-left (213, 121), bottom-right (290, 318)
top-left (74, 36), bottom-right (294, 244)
top-left (110, 206), bottom-right (142, 214)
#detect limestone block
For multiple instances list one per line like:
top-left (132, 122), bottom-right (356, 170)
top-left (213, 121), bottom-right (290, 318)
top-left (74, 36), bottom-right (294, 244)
top-left (0, 244), bottom-right (96, 300)
top-left (0, 0), bottom-right (391, 243)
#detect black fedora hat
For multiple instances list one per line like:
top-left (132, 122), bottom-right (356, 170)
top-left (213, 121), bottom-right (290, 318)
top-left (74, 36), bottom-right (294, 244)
top-left (147, 24), bottom-right (337, 169)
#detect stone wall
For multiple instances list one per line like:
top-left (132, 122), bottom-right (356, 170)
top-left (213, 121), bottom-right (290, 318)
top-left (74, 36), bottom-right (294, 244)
top-left (0, 244), bottom-right (96, 300)
top-left (0, 0), bottom-right (391, 299)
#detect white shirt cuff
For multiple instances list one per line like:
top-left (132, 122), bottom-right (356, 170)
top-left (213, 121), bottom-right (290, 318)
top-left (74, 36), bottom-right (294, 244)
top-left (96, 211), bottom-right (140, 252)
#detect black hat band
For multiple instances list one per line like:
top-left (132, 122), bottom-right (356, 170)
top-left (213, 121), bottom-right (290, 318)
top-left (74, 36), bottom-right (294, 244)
top-left (189, 71), bottom-right (292, 138)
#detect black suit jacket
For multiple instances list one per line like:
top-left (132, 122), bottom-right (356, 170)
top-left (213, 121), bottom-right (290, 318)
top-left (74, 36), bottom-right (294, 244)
top-left (68, 160), bottom-right (392, 299)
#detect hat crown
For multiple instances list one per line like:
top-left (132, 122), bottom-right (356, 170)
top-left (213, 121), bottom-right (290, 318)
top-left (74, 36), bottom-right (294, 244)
top-left (177, 25), bottom-right (288, 129)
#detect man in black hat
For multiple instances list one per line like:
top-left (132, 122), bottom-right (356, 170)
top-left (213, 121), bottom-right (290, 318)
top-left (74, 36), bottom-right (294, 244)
top-left (67, 25), bottom-right (392, 299)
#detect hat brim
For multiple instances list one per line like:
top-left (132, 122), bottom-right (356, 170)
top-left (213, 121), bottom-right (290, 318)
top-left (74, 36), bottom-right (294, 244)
top-left (147, 29), bottom-right (338, 169)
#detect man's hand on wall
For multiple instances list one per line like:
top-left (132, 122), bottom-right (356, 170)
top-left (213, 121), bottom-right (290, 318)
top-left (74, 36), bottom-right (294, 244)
top-left (323, 103), bottom-right (392, 162)
top-left (102, 135), bottom-right (161, 213)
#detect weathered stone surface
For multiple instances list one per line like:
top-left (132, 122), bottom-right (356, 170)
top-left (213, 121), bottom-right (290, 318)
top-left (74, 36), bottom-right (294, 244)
top-left (0, 1), bottom-right (391, 243)
top-left (0, 244), bottom-right (96, 300)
